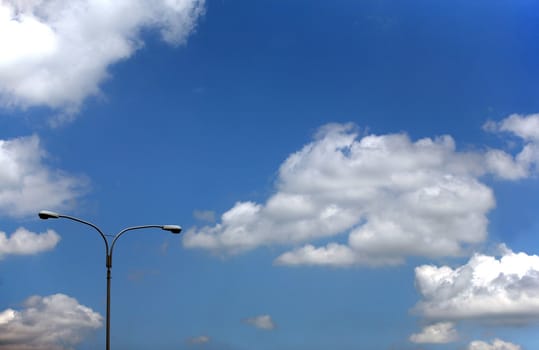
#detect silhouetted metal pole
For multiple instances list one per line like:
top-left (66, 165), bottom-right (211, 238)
top-left (38, 210), bottom-right (181, 350)
top-left (106, 263), bottom-right (111, 350)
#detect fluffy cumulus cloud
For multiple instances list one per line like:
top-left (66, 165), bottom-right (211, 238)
top-left (409, 322), bottom-right (458, 344)
top-left (0, 135), bottom-right (86, 217)
top-left (0, 227), bottom-right (60, 258)
top-left (468, 339), bottom-right (521, 350)
top-left (0, 0), bottom-right (204, 119)
top-left (243, 315), bottom-right (276, 330)
top-left (0, 293), bottom-right (102, 350)
top-left (414, 246), bottom-right (539, 324)
top-left (184, 123), bottom-right (497, 266)
top-left (484, 113), bottom-right (539, 179)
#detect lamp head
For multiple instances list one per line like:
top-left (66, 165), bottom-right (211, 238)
top-left (162, 225), bottom-right (182, 234)
top-left (38, 210), bottom-right (60, 219)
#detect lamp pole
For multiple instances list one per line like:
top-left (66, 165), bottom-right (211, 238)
top-left (38, 210), bottom-right (181, 350)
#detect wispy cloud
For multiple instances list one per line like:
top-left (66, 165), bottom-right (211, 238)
top-left (187, 335), bottom-right (210, 344)
top-left (193, 210), bottom-right (216, 223)
top-left (127, 269), bottom-right (160, 283)
top-left (0, 135), bottom-right (87, 217)
top-left (243, 314), bottom-right (276, 330)
top-left (467, 338), bottom-right (521, 350)
top-left (409, 322), bottom-right (458, 344)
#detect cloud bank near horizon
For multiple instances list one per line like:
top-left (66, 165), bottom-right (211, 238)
top-left (467, 339), bottom-right (521, 350)
top-left (414, 246), bottom-right (539, 324)
top-left (0, 294), bottom-right (102, 350)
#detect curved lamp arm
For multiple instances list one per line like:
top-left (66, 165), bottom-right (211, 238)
top-left (109, 225), bottom-right (181, 266)
top-left (38, 211), bottom-right (181, 268)
top-left (39, 210), bottom-right (109, 252)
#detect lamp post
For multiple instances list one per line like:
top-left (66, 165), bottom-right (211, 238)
top-left (38, 210), bottom-right (181, 350)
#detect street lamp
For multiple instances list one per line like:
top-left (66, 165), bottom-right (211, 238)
top-left (38, 210), bottom-right (181, 350)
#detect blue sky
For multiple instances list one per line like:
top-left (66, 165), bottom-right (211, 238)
top-left (1, 0), bottom-right (539, 349)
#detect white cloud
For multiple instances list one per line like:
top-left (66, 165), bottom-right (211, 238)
top-left (275, 243), bottom-right (360, 267)
top-left (184, 123), bottom-right (495, 265)
top-left (243, 315), bottom-right (276, 330)
top-left (409, 322), bottom-right (458, 344)
top-left (0, 293), bottom-right (102, 350)
top-left (494, 113), bottom-right (539, 141)
top-left (413, 246), bottom-right (539, 324)
top-left (0, 135), bottom-right (86, 217)
top-left (187, 335), bottom-right (210, 344)
top-left (468, 339), bottom-right (521, 350)
top-left (484, 149), bottom-right (529, 180)
top-left (0, 0), bottom-right (204, 119)
top-left (484, 113), bottom-right (539, 179)
top-left (0, 227), bottom-right (60, 258)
